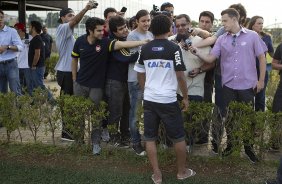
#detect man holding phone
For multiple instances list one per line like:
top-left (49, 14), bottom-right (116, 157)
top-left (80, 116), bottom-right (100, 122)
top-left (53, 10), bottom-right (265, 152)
top-left (55, 1), bottom-right (98, 141)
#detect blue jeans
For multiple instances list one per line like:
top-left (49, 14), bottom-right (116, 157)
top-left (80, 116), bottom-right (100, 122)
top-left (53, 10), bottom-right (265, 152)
top-left (128, 81), bottom-right (142, 144)
top-left (0, 58), bottom-right (21, 95)
top-left (31, 67), bottom-right (53, 100)
top-left (19, 68), bottom-right (33, 95)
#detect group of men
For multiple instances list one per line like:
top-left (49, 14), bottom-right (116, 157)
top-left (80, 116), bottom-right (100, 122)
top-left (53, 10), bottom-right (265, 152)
top-left (0, 10), bottom-right (53, 100)
top-left (1, 1), bottom-right (282, 183)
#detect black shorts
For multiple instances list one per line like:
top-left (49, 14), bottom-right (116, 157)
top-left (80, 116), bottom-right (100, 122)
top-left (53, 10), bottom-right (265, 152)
top-left (143, 100), bottom-right (185, 143)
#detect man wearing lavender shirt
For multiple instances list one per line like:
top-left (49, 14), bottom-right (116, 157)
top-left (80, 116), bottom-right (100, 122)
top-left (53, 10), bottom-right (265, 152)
top-left (190, 8), bottom-right (266, 164)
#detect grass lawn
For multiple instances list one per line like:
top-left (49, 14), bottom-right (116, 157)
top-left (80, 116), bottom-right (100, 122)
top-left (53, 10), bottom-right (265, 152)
top-left (0, 142), bottom-right (278, 184)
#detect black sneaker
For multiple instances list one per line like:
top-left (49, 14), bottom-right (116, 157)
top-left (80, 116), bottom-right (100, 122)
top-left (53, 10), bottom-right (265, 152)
top-left (132, 143), bottom-right (146, 156)
top-left (61, 132), bottom-right (74, 142)
top-left (211, 147), bottom-right (219, 155)
top-left (222, 147), bottom-right (233, 157)
top-left (195, 139), bottom-right (208, 145)
top-left (245, 149), bottom-right (259, 164)
top-left (114, 140), bottom-right (130, 148)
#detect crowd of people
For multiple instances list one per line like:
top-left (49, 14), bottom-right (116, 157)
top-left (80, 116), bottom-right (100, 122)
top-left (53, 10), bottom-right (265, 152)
top-left (0, 1), bottom-right (282, 183)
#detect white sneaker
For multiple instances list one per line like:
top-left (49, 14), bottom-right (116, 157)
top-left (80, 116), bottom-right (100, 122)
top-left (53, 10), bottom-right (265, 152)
top-left (101, 128), bottom-right (110, 142)
top-left (93, 144), bottom-right (101, 155)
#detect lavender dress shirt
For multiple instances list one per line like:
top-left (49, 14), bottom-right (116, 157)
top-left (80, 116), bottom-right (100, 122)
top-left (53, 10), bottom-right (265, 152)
top-left (211, 28), bottom-right (266, 90)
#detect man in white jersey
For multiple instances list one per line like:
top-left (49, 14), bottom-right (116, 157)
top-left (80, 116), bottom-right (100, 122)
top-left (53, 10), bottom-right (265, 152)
top-left (55, 1), bottom-right (97, 141)
top-left (134, 14), bottom-right (195, 183)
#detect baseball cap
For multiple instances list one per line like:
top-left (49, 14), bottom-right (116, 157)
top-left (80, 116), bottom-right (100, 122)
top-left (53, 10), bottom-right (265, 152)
top-left (58, 8), bottom-right (74, 23)
top-left (14, 23), bottom-right (25, 32)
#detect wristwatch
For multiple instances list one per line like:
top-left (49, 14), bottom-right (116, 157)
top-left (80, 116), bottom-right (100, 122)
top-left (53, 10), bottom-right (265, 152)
top-left (198, 67), bottom-right (203, 74)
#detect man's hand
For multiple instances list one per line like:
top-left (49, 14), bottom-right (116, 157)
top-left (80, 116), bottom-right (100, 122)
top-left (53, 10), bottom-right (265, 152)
top-left (86, 0), bottom-right (98, 10)
top-left (182, 98), bottom-right (189, 111)
top-left (0, 46), bottom-right (8, 54)
top-left (142, 39), bottom-right (151, 44)
top-left (190, 27), bottom-right (201, 37)
top-left (188, 68), bottom-right (200, 78)
top-left (117, 12), bottom-right (125, 17)
top-left (256, 80), bottom-right (264, 93)
top-left (188, 45), bottom-right (199, 56)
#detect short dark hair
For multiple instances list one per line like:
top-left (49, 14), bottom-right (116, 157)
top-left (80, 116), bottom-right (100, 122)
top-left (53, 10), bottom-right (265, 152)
top-left (128, 16), bottom-right (136, 29)
top-left (85, 17), bottom-right (105, 35)
top-left (150, 14), bottom-right (171, 36)
top-left (109, 15), bottom-right (126, 33)
top-left (175, 14), bottom-right (191, 23)
top-left (160, 2), bottom-right (173, 11)
top-left (229, 3), bottom-right (247, 25)
top-left (135, 9), bottom-right (149, 21)
top-left (199, 11), bottom-right (214, 23)
top-left (30, 21), bottom-right (42, 34)
top-left (103, 7), bottom-right (117, 19)
top-left (0, 9), bottom-right (3, 15)
top-left (221, 8), bottom-right (240, 20)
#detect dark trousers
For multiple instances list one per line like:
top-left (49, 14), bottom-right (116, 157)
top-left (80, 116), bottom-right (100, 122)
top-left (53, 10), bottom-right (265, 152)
top-left (255, 71), bottom-right (268, 111)
top-left (56, 71), bottom-right (73, 95)
top-left (278, 157), bottom-right (282, 184)
top-left (212, 74), bottom-right (224, 150)
top-left (272, 79), bottom-right (282, 113)
top-left (271, 78), bottom-right (282, 149)
top-left (199, 82), bottom-right (213, 143)
top-left (222, 85), bottom-right (255, 152)
top-left (105, 79), bottom-right (130, 139)
top-left (187, 95), bottom-right (203, 145)
top-left (56, 71), bottom-right (74, 138)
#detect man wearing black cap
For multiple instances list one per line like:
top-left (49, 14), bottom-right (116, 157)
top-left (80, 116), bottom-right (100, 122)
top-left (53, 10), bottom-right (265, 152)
top-left (0, 9), bottom-right (23, 96)
top-left (55, 1), bottom-right (97, 141)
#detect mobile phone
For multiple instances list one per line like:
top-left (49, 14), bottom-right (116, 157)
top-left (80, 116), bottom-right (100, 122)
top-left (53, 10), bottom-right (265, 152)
top-left (120, 7), bottom-right (127, 13)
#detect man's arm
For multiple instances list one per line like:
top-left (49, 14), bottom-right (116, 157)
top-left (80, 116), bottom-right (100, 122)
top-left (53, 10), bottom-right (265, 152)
top-left (113, 40), bottom-right (148, 51)
top-left (49, 35), bottom-right (53, 52)
top-left (192, 28), bottom-right (212, 39)
top-left (257, 54), bottom-right (266, 92)
top-left (69, 1), bottom-right (97, 29)
top-left (137, 72), bottom-right (146, 92)
top-left (71, 58), bottom-right (78, 81)
top-left (176, 71), bottom-right (189, 111)
top-left (188, 62), bottom-right (215, 78)
top-left (32, 49), bottom-right (40, 69)
top-left (190, 46), bottom-right (217, 63)
top-left (272, 58), bottom-right (282, 70)
top-left (193, 35), bottom-right (217, 48)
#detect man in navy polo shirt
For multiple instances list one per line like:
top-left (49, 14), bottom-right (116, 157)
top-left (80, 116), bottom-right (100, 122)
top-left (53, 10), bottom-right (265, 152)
top-left (71, 17), bottom-right (147, 155)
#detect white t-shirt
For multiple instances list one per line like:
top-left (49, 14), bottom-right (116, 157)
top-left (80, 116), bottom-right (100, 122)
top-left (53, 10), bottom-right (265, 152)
top-left (134, 39), bottom-right (186, 103)
top-left (17, 34), bottom-right (32, 69)
top-left (55, 23), bottom-right (75, 72)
